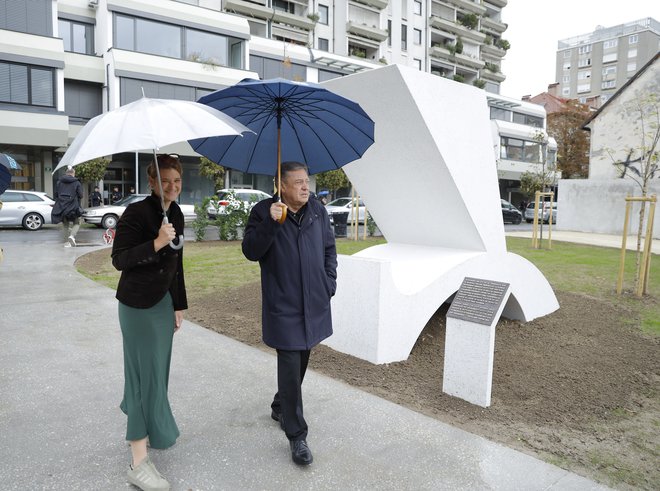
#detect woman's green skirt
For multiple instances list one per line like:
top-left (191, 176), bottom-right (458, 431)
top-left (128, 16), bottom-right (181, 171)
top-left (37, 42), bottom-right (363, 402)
top-left (118, 292), bottom-right (179, 449)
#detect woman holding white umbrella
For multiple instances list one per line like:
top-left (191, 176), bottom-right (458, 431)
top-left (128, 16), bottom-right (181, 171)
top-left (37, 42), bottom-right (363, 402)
top-left (111, 154), bottom-right (186, 491)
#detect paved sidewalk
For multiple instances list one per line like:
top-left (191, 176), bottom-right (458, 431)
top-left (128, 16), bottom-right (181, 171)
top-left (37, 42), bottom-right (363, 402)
top-left (507, 229), bottom-right (660, 254)
top-left (0, 240), bottom-right (610, 490)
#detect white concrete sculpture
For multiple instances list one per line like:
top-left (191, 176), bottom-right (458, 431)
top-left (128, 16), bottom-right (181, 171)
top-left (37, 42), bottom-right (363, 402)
top-left (322, 65), bottom-right (559, 365)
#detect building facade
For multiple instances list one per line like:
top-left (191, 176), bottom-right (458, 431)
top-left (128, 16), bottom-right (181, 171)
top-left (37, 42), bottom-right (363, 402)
top-left (555, 17), bottom-right (659, 108)
top-left (1, 0), bottom-right (526, 202)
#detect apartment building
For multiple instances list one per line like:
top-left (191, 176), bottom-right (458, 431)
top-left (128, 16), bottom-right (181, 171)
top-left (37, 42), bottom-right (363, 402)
top-left (1, 0), bottom-right (518, 199)
top-left (555, 17), bottom-right (660, 108)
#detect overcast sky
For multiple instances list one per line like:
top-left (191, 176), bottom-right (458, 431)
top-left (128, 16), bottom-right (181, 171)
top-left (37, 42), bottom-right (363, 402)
top-left (500, 0), bottom-right (660, 100)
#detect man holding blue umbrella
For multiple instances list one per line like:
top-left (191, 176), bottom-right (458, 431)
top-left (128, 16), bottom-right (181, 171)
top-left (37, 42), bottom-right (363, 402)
top-left (242, 161), bottom-right (337, 466)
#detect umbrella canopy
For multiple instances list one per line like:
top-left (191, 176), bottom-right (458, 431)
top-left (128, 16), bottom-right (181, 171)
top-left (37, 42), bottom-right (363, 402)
top-left (189, 78), bottom-right (375, 177)
top-left (0, 153), bottom-right (22, 171)
top-left (54, 97), bottom-right (251, 171)
top-left (0, 165), bottom-right (11, 194)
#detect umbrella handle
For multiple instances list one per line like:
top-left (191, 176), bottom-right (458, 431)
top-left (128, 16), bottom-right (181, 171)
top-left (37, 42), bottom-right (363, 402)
top-left (275, 198), bottom-right (287, 224)
top-left (163, 216), bottom-right (184, 250)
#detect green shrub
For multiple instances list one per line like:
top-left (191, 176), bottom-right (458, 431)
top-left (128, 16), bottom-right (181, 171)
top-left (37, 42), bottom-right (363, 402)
top-left (191, 197), bottom-right (212, 242)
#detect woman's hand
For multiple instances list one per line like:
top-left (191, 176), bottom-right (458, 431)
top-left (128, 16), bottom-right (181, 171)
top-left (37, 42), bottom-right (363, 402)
top-left (174, 311), bottom-right (183, 333)
top-left (154, 222), bottom-right (176, 251)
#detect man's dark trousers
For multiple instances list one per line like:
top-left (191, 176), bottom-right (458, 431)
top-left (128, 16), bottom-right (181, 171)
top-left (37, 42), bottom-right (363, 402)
top-left (272, 349), bottom-right (311, 441)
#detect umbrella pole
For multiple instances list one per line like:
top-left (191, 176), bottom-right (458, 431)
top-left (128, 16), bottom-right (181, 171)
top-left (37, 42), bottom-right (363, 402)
top-left (276, 123), bottom-right (287, 224)
top-left (152, 149), bottom-right (184, 250)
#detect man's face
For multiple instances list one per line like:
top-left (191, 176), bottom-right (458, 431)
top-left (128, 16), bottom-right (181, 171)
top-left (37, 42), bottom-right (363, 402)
top-left (281, 168), bottom-right (310, 209)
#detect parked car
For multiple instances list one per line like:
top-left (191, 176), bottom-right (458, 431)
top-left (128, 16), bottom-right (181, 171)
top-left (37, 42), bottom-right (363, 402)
top-left (207, 189), bottom-right (271, 218)
top-left (83, 194), bottom-right (196, 229)
top-left (525, 201), bottom-right (557, 224)
top-left (0, 190), bottom-right (54, 230)
top-left (501, 199), bottom-right (522, 224)
top-left (325, 197), bottom-right (366, 224)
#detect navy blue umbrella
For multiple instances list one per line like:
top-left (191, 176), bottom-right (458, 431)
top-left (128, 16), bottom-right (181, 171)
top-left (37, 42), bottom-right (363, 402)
top-left (0, 153), bottom-right (22, 171)
top-left (190, 77), bottom-right (374, 188)
top-left (0, 165), bottom-right (11, 194)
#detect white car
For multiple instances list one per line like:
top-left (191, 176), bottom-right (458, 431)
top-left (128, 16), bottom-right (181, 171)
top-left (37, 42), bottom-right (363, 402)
top-left (207, 189), bottom-right (271, 218)
top-left (325, 197), bottom-right (366, 224)
top-left (0, 190), bottom-right (55, 230)
top-left (524, 201), bottom-right (558, 224)
top-left (83, 194), bottom-right (196, 229)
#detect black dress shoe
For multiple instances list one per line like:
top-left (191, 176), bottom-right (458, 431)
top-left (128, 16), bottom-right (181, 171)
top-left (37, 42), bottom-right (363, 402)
top-left (290, 439), bottom-right (313, 465)
top-left (271, 410), bottom-right (285, 431)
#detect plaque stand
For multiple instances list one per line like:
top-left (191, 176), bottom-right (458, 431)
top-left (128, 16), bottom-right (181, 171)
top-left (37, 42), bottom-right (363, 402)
top-left (442, 277), bottom-right (511, 407)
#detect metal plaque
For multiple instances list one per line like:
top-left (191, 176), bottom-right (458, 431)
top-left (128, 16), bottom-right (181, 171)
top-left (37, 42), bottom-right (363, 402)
top-left (446, 277), bottom-right (510, 326)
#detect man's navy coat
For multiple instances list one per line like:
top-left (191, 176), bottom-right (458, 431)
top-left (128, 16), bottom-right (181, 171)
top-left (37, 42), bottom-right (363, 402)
top-left (242, 197), bottom-right (337, 351)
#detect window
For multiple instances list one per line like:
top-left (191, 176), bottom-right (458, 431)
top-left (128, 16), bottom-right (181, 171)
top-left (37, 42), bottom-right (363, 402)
top-left (563, 61), bottom-right (571, 70)
top-left (0, 1), bottom-right (52, 36)
top-left (401, 24), bottom-right (407, 51)
top-left (500, 137), bottom-right (543, 163)
top-left (578, 97), bottom-right (587, 103)
top-left (414, 0), bottom-right (422, 15)
top-left (273, 0), bottom-right (294, 13)
top-left (577, 70), bottom-right (591, 80)
top-left (413, 28), bottom-right (421, 45)
top-left (387, 20), bottom-right (391, 47)
top-left (401, 0), bottom-right (407, 19)
top-left (249, 55), bottom-right (306, 81)
top-left (600, 94), bottom-right (611, 103)
top-left (562, 75), bottom-right (570, 83)
top-left (601, 80), bottom-right (616, 89)
top-left (629, 34), bottom-right (638, 44)
top-left (59, 18), bottom-right (94, 54)
top-left (628, 48), bottom-right (637, 58)
top-left (64, 80), bottom-right (102, 123)
top-left (562, 87), bottom-right (570, 96)
top-left (114, 14), bottom-right (244, 69)
top-left (120, 78), bottom-right (212, 105)
top-left (318, 5), bottom-right (329, 25)
top-left (578, 58), bottom-right (591, 67)
top-left (578, 45), bottom-right (591, 54)
top-left (602, 66), bottom-right (616, 77)
top-left (627, 62), bottom-right (637, 72)
top-left (563, 50), bottom-right (571, 58)
top-left (0, 61), bottom-right (54, 107)
top-left (318, 37), bottom-right (329, 51)
top-left (414, 58), bottom-right (422, 70)
top-left (512, 112), bottom-right (544, 128)
top-left (577, 83), bottom-right (590, 93)
top-left (602, 52), bottom-right (617, 63)
top-left (489, 107), bottom-right (511, 122)
top-left (603, 39), bottom-right (618, 49)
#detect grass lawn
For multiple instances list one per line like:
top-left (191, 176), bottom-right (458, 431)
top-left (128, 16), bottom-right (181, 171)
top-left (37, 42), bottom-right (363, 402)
top-left (77, 235), bottom-right (658, 335)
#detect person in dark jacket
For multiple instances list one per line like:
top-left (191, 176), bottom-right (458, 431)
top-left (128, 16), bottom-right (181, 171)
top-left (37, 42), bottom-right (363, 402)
top-left (51, 166), bottom-right (83, 247)
top-left (90, 186), bottom-right (102, 207)
top-left (242, 161), bottom-right (337, 466)
top-left (111, 186), bottom-right (122, 204)
top-left (111, 154), bottom-right (187, 491)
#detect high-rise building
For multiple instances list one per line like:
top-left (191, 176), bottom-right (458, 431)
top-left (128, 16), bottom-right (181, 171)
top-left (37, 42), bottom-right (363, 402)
top-left (555, 17), bottom-right (660, 108)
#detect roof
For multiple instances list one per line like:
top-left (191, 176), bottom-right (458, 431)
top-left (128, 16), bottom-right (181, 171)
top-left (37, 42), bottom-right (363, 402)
top-left (582, 51), bottom-right (660, 130)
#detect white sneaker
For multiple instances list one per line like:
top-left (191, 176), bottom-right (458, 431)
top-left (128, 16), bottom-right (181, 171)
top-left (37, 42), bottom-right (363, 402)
top-left (63, 243), bottom-right (72, 248)
top-left (127, 456), bottom-right (170, 491)
top-left (68, 236), bottom-right (76, 247)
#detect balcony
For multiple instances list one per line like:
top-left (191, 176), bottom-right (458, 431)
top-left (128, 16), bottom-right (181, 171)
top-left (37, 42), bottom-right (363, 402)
top-left (429, 16), bottom-right (486, 43)
top-left (455, 52), bottom-right (485, 69)
top-left (483, 0), bottom-right (507, 7)
top-left (346, 21), bottom-right (389, 42)
top-left (481, 43), bottom-right (506, 58)
top-left (481, 68), bottom-right (506, 82)
top-left (430, 44), bottom-right (453, 62)
top-left (352, 0), bottom-right (389, 9)
top-left (446, 0), bottom-right (487, 16)
top-left (273, 10), bottom-right (316, 31)
top-left (224, 0), bottom-right (273, 21)
top-left (271, 24), bottom-right (310, 44)
top-left (481, 16), bottom-right (507, 33)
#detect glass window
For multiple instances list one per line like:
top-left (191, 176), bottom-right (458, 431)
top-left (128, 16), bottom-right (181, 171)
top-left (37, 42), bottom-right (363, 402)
top-left (0, 62), bottom-right (54, 107)
top-left (318, 37), bottom-right (329, 51)
top-left (628, 48), bottom-right (637, 58)
top-left (30, 68), bottom-right (53, 106)
top-left (603, 39), bottom-right (618, 49)
top-left (115, 15), bottom-right (134, 50)
top-left (414, 0), bottom-right (422, 15)
top-left (578, 45), bottom-right (591, 54)
top-left (563, 49), bottom-right (571, 58)
top-left (627, 62), bottom-right (637, 72)
top-left (413, 28), bottom-right (421, 45)
top-left (273, 0), bottom-right (294, 13)
top-left (59, 18), bottom-right (94, 54)
top-left (602, 66), bottom-right (616, 77)
top-left (629, 34), bottom-right (638, 44)
top-left (136, 18), bottom-right (181, 58)
top-left (562, 75), bottom-right (570, 83)
top-left (401, 24), bottom-right (407, 51)
top-left (601, 80), bottom-right (616, 89)
top-left (186, 28), bottom-right (228, 65)
top-left (563, 61), bottom-right (570, 70)
top-left (562, 87), bottom-right (570, 96)
top-left (500, 137), bottom-right (523, 161)
top-left (577, 83), bottom-right (590, 93)
top-left (578, 58), bottom-right (591, 67)
top-left (603, 52), bottom-right (617, 63)
top-left (490, 106), bottom-right (510, 122)
top-left (523, 141), bottom-right (541, 163)
top-left (577, 70), bottom-right (590, 80)
top-left (319, 5), bottom-right (329, 25)
top-left (387, 19), bottom-right (391, 47)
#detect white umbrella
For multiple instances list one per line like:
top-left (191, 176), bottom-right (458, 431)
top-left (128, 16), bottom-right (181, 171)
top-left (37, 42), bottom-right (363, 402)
top-left (54, 96), bottom-right (251, 248)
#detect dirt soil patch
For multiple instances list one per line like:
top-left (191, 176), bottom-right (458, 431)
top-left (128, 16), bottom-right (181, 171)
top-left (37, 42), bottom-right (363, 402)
top-left (76, 249), bottom-right (660, 490)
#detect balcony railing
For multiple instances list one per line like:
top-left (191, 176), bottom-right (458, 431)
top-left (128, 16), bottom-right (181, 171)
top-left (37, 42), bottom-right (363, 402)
top-left (352, 0), bottom-right (389, 9)
top-left (483, 0), bottom-right (507, 7)
top-left (224, 0), bottom-right (273, 21)
top-left (481, 16), bottom-right (507, 33)
top-left (445, 0), bottom-right (487, 16)
top-left (273, 10), bottom-right (316, 31)
top-left (429, 16), bottom-right (486, 43)
top-left (480, 68), bottom-right (506, 82)
top-left (346, 21), bottom-right (389, 42)
top-left (430, 44), bottom-right (453, 62)
top-left (455, 52), bottom-right (485, 69)
top-left (481, 43), bottom-right (506, 58)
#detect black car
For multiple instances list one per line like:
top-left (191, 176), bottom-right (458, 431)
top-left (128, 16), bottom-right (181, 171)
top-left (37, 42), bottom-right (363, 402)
top-left (501, 199), bottom-right (522, 224)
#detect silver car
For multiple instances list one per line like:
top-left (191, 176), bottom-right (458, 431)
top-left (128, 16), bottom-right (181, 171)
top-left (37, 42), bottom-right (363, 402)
top-left (0, 190), bottom-right (54, 230)
top-left (207, 189), bottom-right (271, 218)
top-left (525, 201), bottom-right (557, 224)
top-left (83, 194), bottom-right (197, 229)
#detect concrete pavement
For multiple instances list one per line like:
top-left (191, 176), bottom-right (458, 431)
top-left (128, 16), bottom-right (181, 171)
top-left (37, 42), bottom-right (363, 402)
top-left (0, 232), bottom-right (611, 490)
top-left (506, 229), bottom-right (660, 254)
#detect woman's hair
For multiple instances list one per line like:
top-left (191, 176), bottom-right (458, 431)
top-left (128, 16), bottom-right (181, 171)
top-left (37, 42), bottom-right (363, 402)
top-left (147, 154), bottom-right (182, 179)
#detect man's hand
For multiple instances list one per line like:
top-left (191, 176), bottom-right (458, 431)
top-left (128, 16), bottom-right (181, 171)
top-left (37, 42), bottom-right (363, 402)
top-left (270, 202), bottom-right (287, 223)
top-left (174, 311), bottom-right (183, 333)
